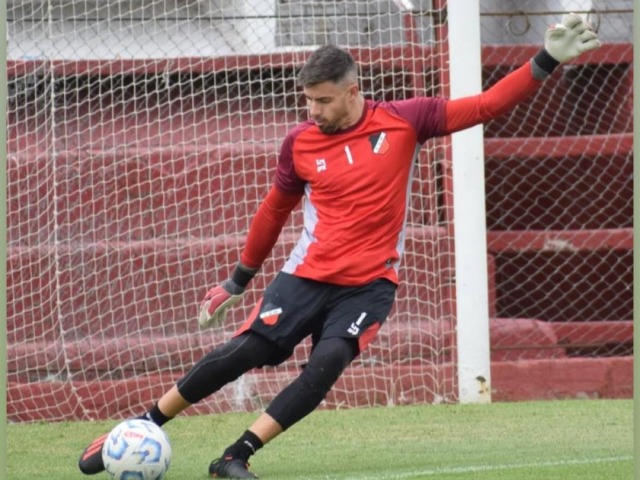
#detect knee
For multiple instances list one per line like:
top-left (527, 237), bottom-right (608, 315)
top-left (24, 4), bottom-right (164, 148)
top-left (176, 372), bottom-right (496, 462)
top-left (302, 338), bottom-right (358, 390)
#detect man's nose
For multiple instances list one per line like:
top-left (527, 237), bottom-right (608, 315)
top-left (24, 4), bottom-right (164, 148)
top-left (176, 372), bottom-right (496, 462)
top-left (308, 101), bottom-right (320, 117)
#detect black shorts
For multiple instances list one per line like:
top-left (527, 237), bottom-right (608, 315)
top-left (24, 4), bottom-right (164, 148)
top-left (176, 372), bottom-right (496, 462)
top-left (235, 272), bottom-right (397, 365)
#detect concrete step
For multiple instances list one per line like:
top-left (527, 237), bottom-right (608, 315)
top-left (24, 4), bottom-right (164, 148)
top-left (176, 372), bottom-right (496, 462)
top-left (7, 227), bottom-right (453, 340)
top-left (9, 319), bottom-right (632, 379)
top-left (7, 146), bottom-right (440, 243)
top-left (6, 356), bottom-right (633, 422)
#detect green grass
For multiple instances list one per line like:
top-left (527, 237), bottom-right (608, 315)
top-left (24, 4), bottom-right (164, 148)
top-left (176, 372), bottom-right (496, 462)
top-left (8, 399), bottom-right (632, 479)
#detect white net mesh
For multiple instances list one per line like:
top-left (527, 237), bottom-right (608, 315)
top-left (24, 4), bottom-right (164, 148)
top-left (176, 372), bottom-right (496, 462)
top-left (7, 0), bottom-right (457, 421)
top-left (479, 1), bottom-right (632, 368)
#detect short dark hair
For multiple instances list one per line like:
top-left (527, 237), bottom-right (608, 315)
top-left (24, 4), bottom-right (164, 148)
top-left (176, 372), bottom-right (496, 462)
top-left (297, 45), bottom-right (358, 87)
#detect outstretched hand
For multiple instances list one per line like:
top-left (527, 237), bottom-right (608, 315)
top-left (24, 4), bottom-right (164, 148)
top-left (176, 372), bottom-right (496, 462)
top-left (198, 283), bottom-right (243, 328)
top-left (544, 13), bottom-right (601, 64)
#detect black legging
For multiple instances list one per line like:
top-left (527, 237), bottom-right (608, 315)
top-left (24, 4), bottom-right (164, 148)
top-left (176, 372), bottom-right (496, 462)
top-left (266, 336), bottom-right (358, 430)
top-left (176, 332), bottom-right (358, 430)
top-left (177, 332), bottom-right (277, 403)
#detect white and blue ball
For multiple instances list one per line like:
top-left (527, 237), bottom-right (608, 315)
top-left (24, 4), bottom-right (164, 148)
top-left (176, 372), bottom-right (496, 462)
top-left (102, 419), bottom-right (172, 480)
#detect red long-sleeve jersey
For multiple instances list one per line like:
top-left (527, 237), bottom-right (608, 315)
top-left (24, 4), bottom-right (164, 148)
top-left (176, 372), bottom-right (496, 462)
top-left (240, 61), bottom-right (541, 286)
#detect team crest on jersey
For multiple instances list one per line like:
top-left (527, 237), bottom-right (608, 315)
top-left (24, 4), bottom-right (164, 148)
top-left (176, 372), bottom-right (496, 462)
top-left (369, 132), bottom-right (390, 154)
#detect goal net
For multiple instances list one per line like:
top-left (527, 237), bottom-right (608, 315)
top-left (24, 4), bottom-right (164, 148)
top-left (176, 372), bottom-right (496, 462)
top-left (7, 0), bottom-right (632, 422)
top-left (7, 0), bottom-right (456, 422)
top-left (478, 0), bottom-right (632, 389)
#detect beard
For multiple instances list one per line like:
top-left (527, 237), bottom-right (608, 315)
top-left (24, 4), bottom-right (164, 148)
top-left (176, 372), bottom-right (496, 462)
top-left (317, 122), bottom-right (340, 134)
top-left (314, 110), bottom-right (350, 134)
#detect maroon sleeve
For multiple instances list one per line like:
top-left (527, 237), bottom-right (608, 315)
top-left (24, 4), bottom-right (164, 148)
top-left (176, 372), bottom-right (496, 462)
top-left (379, 97), bottom-right (447, 144)
top-left (273, 124), bottom-right (310, 195)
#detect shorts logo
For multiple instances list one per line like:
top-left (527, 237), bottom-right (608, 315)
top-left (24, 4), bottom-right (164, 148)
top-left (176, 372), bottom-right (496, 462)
top-left (260, 307), bottom-right (283, 326)
top-left (347, 312), bottom-right (367, 335)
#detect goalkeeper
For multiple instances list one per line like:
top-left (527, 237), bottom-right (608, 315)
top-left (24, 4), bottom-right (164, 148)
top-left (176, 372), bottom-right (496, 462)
top-left (79, 14), bottom-right (599, 479)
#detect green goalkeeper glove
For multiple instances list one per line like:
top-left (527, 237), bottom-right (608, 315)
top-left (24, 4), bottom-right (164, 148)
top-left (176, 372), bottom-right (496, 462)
top-left (531, 13), bottom-right (601, 80)
top-left (544, 12), bottom-right (601, 64)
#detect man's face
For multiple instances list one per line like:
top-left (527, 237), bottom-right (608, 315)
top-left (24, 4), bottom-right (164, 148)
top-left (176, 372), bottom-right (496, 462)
top-left (303, 81), bottom-right (358, 134)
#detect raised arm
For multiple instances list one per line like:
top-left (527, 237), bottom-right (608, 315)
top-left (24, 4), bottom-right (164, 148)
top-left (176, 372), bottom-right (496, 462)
top-left (443, 13), bottom-right (601, 135)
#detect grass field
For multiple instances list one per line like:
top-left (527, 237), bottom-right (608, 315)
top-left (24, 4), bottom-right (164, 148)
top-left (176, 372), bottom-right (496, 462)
top-left (7, 399), bottom-right (632, 479)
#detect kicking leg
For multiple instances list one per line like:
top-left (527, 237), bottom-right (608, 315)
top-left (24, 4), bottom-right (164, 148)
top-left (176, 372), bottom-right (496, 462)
top-left (210, 337), bottom-right (358, 478)
top-left (263, 336), bottom-right (358, 432)
top-left (141, 331), bottom-right (280, 424)
top-left (79, 332), bottom-right (279, 475)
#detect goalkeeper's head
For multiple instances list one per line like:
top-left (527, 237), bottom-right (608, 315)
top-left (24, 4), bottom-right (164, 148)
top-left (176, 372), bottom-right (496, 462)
top-left (297, 44), bottom-right (358, 88)
top-left (297, 45), bottom-right (363, 134)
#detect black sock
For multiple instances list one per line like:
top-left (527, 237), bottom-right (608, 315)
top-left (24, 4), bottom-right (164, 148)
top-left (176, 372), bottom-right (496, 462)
top-left (223, 430), bottom-right (264, 462)
top-left (137, 404), bottom-right (172, 427)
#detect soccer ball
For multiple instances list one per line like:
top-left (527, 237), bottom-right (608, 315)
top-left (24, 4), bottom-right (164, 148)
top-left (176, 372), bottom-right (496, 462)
top-left (102, 419), bottom-right (172, 480)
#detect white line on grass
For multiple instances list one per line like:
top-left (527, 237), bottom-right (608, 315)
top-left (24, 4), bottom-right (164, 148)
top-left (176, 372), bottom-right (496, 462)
top-left (331, 455), bottom-right (633, 480)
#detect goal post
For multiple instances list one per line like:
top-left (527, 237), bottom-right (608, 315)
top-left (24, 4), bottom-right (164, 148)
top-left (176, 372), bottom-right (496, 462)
top-left (447, 0), bottom-right (492, 404)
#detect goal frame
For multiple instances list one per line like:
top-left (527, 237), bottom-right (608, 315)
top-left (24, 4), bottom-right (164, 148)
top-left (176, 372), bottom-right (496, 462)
top-left (448, 0), bottom-right (492, 404)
